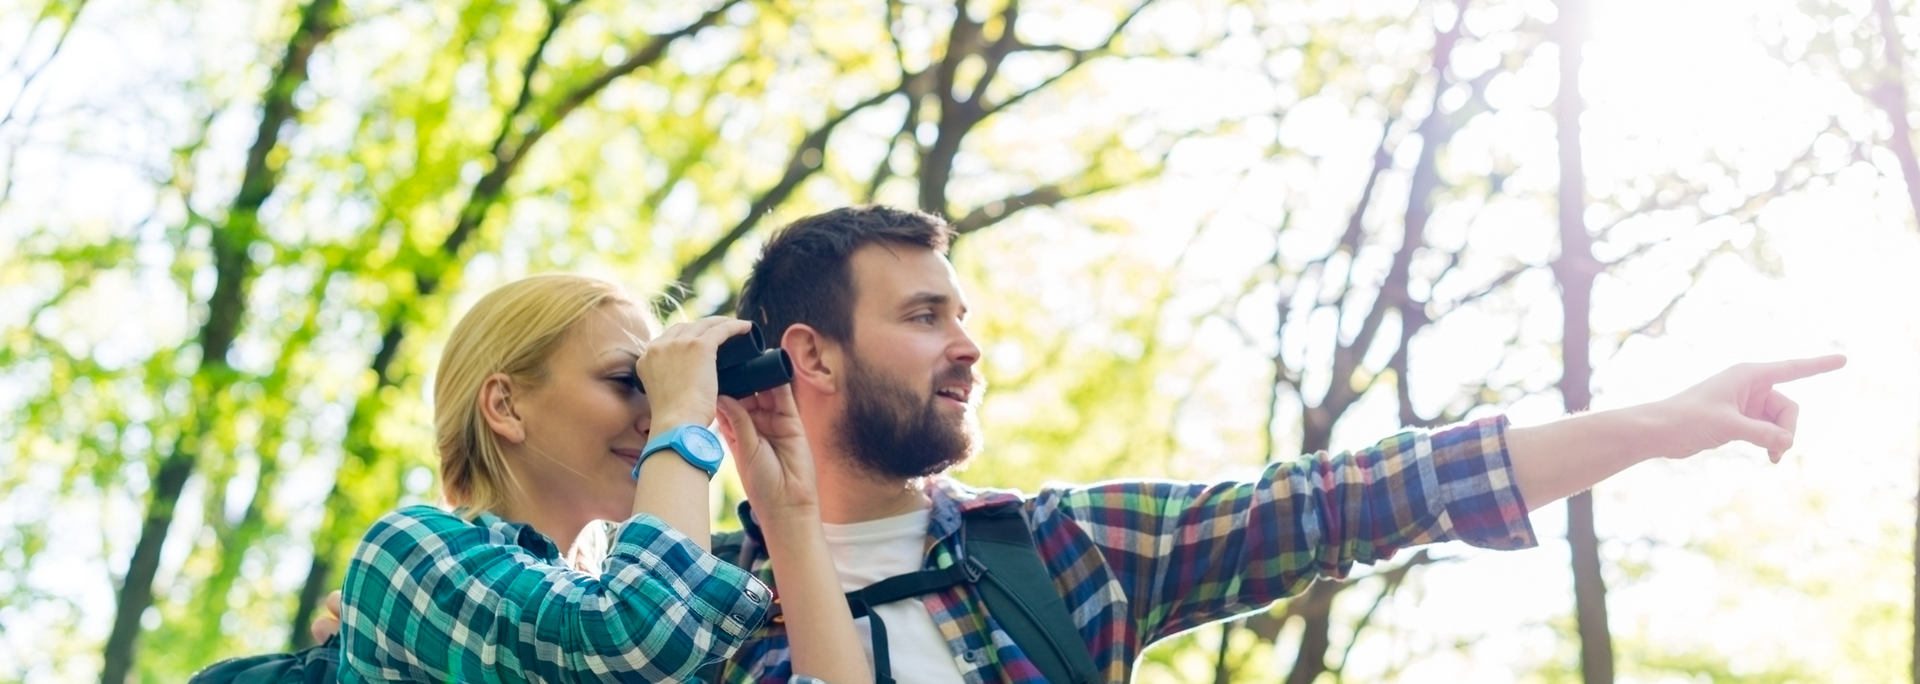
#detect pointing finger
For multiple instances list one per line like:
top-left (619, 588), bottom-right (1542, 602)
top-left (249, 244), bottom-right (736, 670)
top-left (1749, 354), bottom-right (1847, 385)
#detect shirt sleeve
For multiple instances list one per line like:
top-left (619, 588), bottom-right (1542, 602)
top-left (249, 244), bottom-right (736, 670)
top-left (1044, 415), bottom-right (1535, 645)
top-left (339, 506), bottom-right (771, 683)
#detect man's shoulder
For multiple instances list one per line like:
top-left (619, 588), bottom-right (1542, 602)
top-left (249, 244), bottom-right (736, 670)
top-left (928, 476), bottom-right (1030, 511)
top-left (929, 476), bottom-right (1108, 531)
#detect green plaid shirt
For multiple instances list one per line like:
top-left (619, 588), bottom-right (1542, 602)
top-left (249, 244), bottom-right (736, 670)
top-left (340, 506), bottom-right (775, 683)
top-left (710, 415), bottom-right (1537, 683)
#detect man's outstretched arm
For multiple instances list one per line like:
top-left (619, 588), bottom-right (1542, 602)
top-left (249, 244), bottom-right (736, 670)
top-left (1506, 354), bottom-right (1846, 511)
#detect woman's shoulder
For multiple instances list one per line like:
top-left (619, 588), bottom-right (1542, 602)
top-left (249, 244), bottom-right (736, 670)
top-left (356, 504), bottom-right (486, 548)
top-left (373, 503), bottom-right (469, 528)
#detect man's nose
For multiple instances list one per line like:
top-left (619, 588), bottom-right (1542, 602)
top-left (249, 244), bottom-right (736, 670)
top-left (949, 325), bottom-right (981, 366)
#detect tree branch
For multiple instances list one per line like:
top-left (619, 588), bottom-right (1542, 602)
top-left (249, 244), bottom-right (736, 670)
top-left (653, 83), bottom-right (905, 319)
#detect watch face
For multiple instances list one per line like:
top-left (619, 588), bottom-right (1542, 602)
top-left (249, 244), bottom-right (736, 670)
top-left (684, 426), bottom-right (724, 463)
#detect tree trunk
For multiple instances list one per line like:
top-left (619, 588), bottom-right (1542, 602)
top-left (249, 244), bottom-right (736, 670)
top-left (1551, 1), bottom-right (1612, 682)
top-left (1865, 1), bottom-right (1920, 680)
top-left (98, 1), bottom-right (337, 680)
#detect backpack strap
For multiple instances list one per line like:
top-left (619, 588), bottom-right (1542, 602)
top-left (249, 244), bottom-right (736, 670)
top-left (697, 510), bottom-right (1099, 684)
top-left (962, 504), bottom-right (1100, 684)
top-left (843, 561), bottom-right (977, 684)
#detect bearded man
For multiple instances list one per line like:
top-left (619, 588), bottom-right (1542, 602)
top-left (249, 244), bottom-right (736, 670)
top-left (707, 204), bottom-right (1841, 684)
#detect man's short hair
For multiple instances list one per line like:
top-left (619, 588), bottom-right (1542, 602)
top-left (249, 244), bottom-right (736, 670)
top-left (738, 205), bottom-right (955, 344)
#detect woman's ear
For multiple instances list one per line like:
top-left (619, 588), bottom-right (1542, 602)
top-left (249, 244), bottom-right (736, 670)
top-left (478, 373), bottom-right (527, 444)
top-left (780, 324), bottom-right (841, 395)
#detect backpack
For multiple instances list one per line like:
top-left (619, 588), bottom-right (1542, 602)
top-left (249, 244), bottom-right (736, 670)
top-left (702, 502), bottom-right (1098, 684)
top-left (186, 636), bottom-right (339, 684)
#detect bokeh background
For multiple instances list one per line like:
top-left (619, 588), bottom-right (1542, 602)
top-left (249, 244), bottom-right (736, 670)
top-left (2, 0), bottom-right (1917, 681)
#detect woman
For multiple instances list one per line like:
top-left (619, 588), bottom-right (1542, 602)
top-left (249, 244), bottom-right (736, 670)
top-left (337, 274), bottom-right (866, 684)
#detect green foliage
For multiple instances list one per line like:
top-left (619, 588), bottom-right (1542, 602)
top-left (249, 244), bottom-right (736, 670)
top-left (1, 0), bottom-right (1908, 681)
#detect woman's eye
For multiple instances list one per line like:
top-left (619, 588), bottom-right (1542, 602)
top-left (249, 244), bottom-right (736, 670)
top-left (610, 375), bottom-right (642, 393)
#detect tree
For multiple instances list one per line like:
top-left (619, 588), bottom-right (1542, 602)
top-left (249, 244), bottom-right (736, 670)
top-left (97, 1), bottom-right (340, 680)
top-left (1549, 1), bottom-right (1613, 682)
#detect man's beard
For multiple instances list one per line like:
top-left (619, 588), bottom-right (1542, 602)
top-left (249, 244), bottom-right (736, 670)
top-left (835, 354), bottom-right (981, 480)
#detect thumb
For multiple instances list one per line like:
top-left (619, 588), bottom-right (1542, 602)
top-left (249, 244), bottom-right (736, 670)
top-left (714, 396), bottom-right (754, 455)
top-left (1728, 414), bottom-right (1793, 457)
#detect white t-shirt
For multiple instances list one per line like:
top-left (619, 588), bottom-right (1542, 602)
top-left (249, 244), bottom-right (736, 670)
top-left (821, 509), bottom-right (967, 684)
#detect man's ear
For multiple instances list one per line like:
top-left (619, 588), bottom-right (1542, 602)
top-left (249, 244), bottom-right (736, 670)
top-left (478, 373), bottom-right (527, 444)
top-left (781, 324), bottom-right (842, 395)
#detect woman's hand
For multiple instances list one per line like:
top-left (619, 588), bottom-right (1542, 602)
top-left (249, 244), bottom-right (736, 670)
top-left (309, 589), bottom-right (342, 644)
top-left (715, 384), bottom-right (819, 512)
top-left (634, 317), bottom-right (753, 430)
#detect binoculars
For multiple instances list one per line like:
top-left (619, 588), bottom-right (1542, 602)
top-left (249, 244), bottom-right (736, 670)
top-left (637, 323), bottom-right (794, 398)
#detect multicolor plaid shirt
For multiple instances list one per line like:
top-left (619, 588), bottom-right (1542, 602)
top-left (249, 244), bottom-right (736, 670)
top-left (709, 415), bottom-right (1537, 684)
top-left (340, 506), bottom-right (782, 683)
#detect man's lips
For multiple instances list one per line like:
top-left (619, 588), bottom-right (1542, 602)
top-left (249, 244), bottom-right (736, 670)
top-left (934, 368), bottom-right (982, 405)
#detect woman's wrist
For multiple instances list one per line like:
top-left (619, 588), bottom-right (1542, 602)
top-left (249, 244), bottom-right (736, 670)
top-left (647, 411), bottom-right (712, 435)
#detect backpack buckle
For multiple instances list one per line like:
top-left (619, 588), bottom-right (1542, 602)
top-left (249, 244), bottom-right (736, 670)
top-left (962, 556), bottom-right (988, 583)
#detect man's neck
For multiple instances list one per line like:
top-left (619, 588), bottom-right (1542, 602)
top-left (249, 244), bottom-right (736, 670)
top-left (811, 451), bottom-right (932, 525)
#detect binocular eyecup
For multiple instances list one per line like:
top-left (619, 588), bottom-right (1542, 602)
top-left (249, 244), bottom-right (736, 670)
top-left (637, 323), bottom-right (794, 399)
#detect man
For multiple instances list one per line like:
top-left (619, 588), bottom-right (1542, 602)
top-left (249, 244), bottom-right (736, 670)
top-left (311, 205), bottom-right (1840, 683)
top-left (708, 204), bottom-right (1841, 683)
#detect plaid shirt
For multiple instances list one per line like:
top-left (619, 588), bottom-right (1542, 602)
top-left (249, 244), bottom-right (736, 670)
top-left (710, 415), bottom-right (1536, 684)
top-left (340, 506), bottom-right (780, 683)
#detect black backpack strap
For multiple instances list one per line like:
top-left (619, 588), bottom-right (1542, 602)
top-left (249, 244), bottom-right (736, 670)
top-left (698, 511), bottom-right (1099, 684)
top-left (843, 562), bottom-right (977, 684)
top-left (963, 504), bottom-right (1100, 684)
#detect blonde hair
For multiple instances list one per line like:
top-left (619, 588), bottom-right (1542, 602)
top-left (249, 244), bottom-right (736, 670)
top-left (434, 274), bottom-right (649, 517)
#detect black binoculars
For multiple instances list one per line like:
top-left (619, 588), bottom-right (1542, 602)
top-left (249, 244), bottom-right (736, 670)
top-left (637, 323), bottom-right (794, 398)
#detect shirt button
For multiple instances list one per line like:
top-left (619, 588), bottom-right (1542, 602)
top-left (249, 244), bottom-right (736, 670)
top-left (743, 584), bottom-right (764, 602)
top-left (963, 650), bottom-right (979, 663)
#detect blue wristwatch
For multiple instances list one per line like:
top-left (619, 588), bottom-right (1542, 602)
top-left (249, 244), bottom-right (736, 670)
top-left (635, 424), bottom-right (725, 480)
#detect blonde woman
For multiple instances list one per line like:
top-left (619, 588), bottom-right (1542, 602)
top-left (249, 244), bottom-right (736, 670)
top-left (337, 275), bottom-right (866, 684)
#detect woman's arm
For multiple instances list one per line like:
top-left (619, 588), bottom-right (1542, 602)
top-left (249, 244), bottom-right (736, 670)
top-left (337, 506), bottom-right (770, 683)
top-left (718, 386), bottom-right (873, 684)
top-left (631, 317), bottom-right (757, 548)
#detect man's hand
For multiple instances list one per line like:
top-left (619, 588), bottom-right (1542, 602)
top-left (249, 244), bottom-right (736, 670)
top-left (715, 384), bottom-right (819, 512)
top-left (1642, 355), bottom-right (1847, 463)
top-left (309, 589), bottom-right (343, 644)
top-left (1507, 354), bottom-right (1846, 509)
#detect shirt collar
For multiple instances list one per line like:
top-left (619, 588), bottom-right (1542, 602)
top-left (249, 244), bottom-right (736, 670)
top-left (734, 476), bottom-right (1027, 552)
